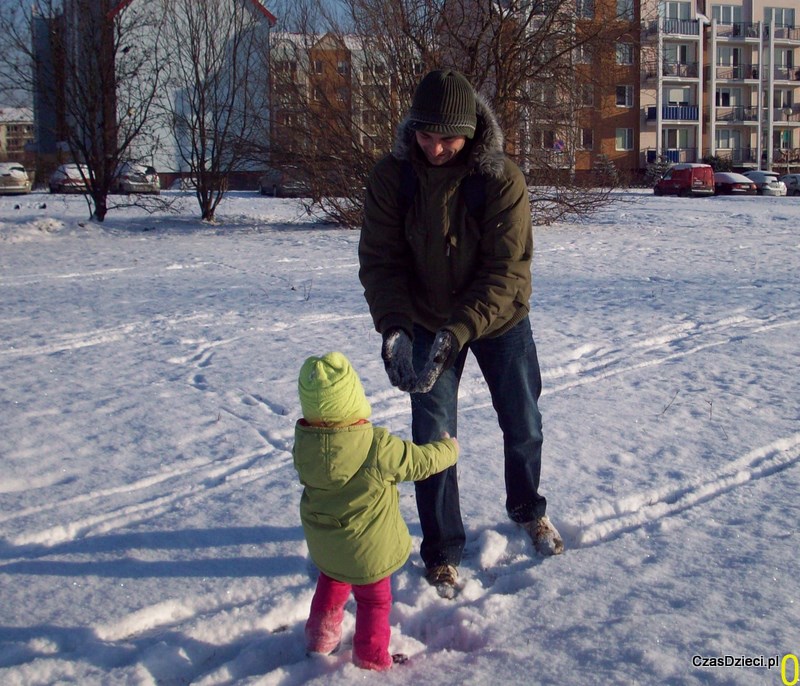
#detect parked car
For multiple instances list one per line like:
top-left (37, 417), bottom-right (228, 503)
top-left (259, 167), bottom-right (309, 198)
top-left (113, 162), bottom-right (160, 194)
top-left (49, 163), bottom-right (90, 193)
top-left (713, 172), bottom-right (757, 196)
top-left (779, 173), bottom-right (800, 196)
top-left (0, 162), bottom-right (32, 195)
top-left (653, 163), bottom-right (715, 197)
top-left (742, 170), bottom-right (787, 196)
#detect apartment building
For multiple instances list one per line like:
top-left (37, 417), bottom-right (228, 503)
top-left (0, 108), bottom-right (35, 162)
top-left (641, 0), bottom-right (799, 173)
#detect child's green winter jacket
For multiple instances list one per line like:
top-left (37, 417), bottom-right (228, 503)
top-left (293, 420), bottom-right (458, 585)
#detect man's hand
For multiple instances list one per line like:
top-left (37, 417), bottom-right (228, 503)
top-left (414, 330), bottom-right (459, 393)
top-left (381, 328), bottom-right (416, 392)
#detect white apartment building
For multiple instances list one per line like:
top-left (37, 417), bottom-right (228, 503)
top-left (640, 0), bottom-right (799, 172)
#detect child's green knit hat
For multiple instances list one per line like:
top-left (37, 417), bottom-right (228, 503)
top-left (298, 352), bottom-right (371, 424)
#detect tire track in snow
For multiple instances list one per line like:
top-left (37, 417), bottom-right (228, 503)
top-left (543, 309), bottom-right (800, 395)
top-left (562, 433), bottom-right (800, 547)
top-left (2, 446), bottom-right (289, 549)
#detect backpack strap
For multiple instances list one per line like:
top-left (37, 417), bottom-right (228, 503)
top-left (397, 159), bottom-right (486, 221)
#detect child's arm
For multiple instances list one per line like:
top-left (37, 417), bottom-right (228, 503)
top-left (373, 428), bottom-right (459, 483)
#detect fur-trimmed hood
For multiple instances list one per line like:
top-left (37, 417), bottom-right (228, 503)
top-left (391, 91), bottom-right (507, 180)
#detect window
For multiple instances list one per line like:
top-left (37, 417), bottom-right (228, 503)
top-left (715, 129), bottom-right (740, 149)
top-left (575, 44), bottom-right (591, 64)
top-left (716, 87), bottom-right (741, 107)
top-left (616, 43), bottom-right (634, 65)
top-left (664, 1), bottom-right (691, 20)
top-left (665, 87), bottom-right (691, 105)
top-left (616, 0), bottom-right (634, 20)
top-left (615, 128), bottom-right (634, 150)
top-left (337, 61), bottom-right (349, 76)
top-left (712, 5), bottom-right (742, 25)
top-left (579, 128), bottom-right (593, 150)
top-left (616, 85), bottom-right (634, 107)
top-left (314, 60), bottom-right (323, 74)
top-left (765, 7), bottom-right (795, 28)
top-left (774, 89), bottom-right (793, 108)
top-left (580, 83), bottom-right (594, 107)
top-left (577, 0), bottom-right (594, 18)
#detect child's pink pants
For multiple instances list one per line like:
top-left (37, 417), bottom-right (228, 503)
top-left (305, 571), bottom-right (393, 671)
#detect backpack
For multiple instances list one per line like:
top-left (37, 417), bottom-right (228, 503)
top-left (397, 159), bottom-right (487, 221)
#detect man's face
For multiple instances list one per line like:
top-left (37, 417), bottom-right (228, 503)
top-left (415, 130), bottom-right (467, 166)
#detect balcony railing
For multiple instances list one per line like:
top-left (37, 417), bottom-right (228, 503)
top-left (706, 148), bottom-right (758, 164)
top-left (772, 107), bottom-right (800, 123)
top-left (714, 106), bottom-right (759, 122)
top-left (714, 64), bottom-right (759, 80)
top-left (644, 18), bottom-right (701, 37)
top-left (663, 61), bottom-right (699, 78)
top-left (646, 105), bottom-right (699, 121)
top-left (770, 26), bottom-right (800, 41)
top-left (771, 66), bottom-right (800, 81)
top-left (714, 22), bottom-right (761, 39)
top-left (662, 19), bottom-right (701, 36)
top-left (645, 148), bottom-right (698, 163)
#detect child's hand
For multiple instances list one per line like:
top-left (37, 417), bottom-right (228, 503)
top-left (441, 432), bottom-right (459, 453)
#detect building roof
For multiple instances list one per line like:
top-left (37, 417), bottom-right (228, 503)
top-left (0, 107), bottom-right (34, 124)
top-left (107, 0), bottom-right (277, 25)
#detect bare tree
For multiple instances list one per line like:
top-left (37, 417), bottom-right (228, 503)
top-left (268, 0), bottom-right (638, 226)
top-left (159, 0), bottom-right (272, 222)
top-left (0, 0), bottom-right (170, 221)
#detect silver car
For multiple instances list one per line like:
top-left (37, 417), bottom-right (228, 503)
top-left (0, 162), bottom-right (32, 195)
top-left (113, 162), bottom-right (160, 194)
top-left (779, 173), bottom-right (800, 196)
top-left (742, 170), bottom-right (788, 196)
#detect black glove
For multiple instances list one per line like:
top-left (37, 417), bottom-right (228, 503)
top-left (414, 330), bottom-right (459, 393)
top-left (381, 328), bottom-right (417, 392)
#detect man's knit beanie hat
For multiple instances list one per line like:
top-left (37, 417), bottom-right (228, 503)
top-left (298, 352), bottom-right (371, 425)
top-left (408, 69), bottom-right (477, 139)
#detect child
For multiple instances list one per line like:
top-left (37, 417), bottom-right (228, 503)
top-left (293, 351), bottom-right (459, 670)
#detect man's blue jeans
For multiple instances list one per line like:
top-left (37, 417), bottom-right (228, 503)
top-left (411, 318), bottom-right (547, 568)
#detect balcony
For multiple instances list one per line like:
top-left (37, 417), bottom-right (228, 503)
top-left (714, 64), bottom-right (759, 80)
top-left (645, 148), bottom-right (698, 163)
top-left (714, 106), bottom-right (759, 123)
top-left (706, 148), bottom-right (758, 165)
top-left (663, 61), bottom-right (699, 78)
top-left (771, 66), bottom-right (800, 82)
top-left (646, 105), bottom-right (699, 121)
top-left (662, 19), bottom-right (702, 37)
top-left (771, 26), bottom-right (800, 42)
top-left (714, 22), bottom-right (760, 39)
top-left (772, 107), bottom-right (800, 123)
top-left (644, 18), bottom-right (702, 38)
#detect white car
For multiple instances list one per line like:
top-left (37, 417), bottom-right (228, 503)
top-left (742, 170), bottom-right (788, 196)
top-left (0, 162), bottom-right (32, 195)
top-left (49, 163), bottom-right (90, 193)
top-left (113, 162), bottom-right (160, 194)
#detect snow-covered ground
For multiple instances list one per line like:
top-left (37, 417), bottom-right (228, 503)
top-left (1, 188), bottom-right (798, 685)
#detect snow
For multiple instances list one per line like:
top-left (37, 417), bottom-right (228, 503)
top-left (1, 188), bottom-right (799, 685)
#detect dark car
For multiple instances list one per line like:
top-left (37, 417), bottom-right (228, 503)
top-left (713, 172), bottom-right (757, 195)
top-left (258, 167), bottom-right (309, 198)
top-left (779, 173), bottom-right (800, 196)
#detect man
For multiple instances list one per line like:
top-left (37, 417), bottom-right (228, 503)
top-left (358, 69), bottom-right (562, 598)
